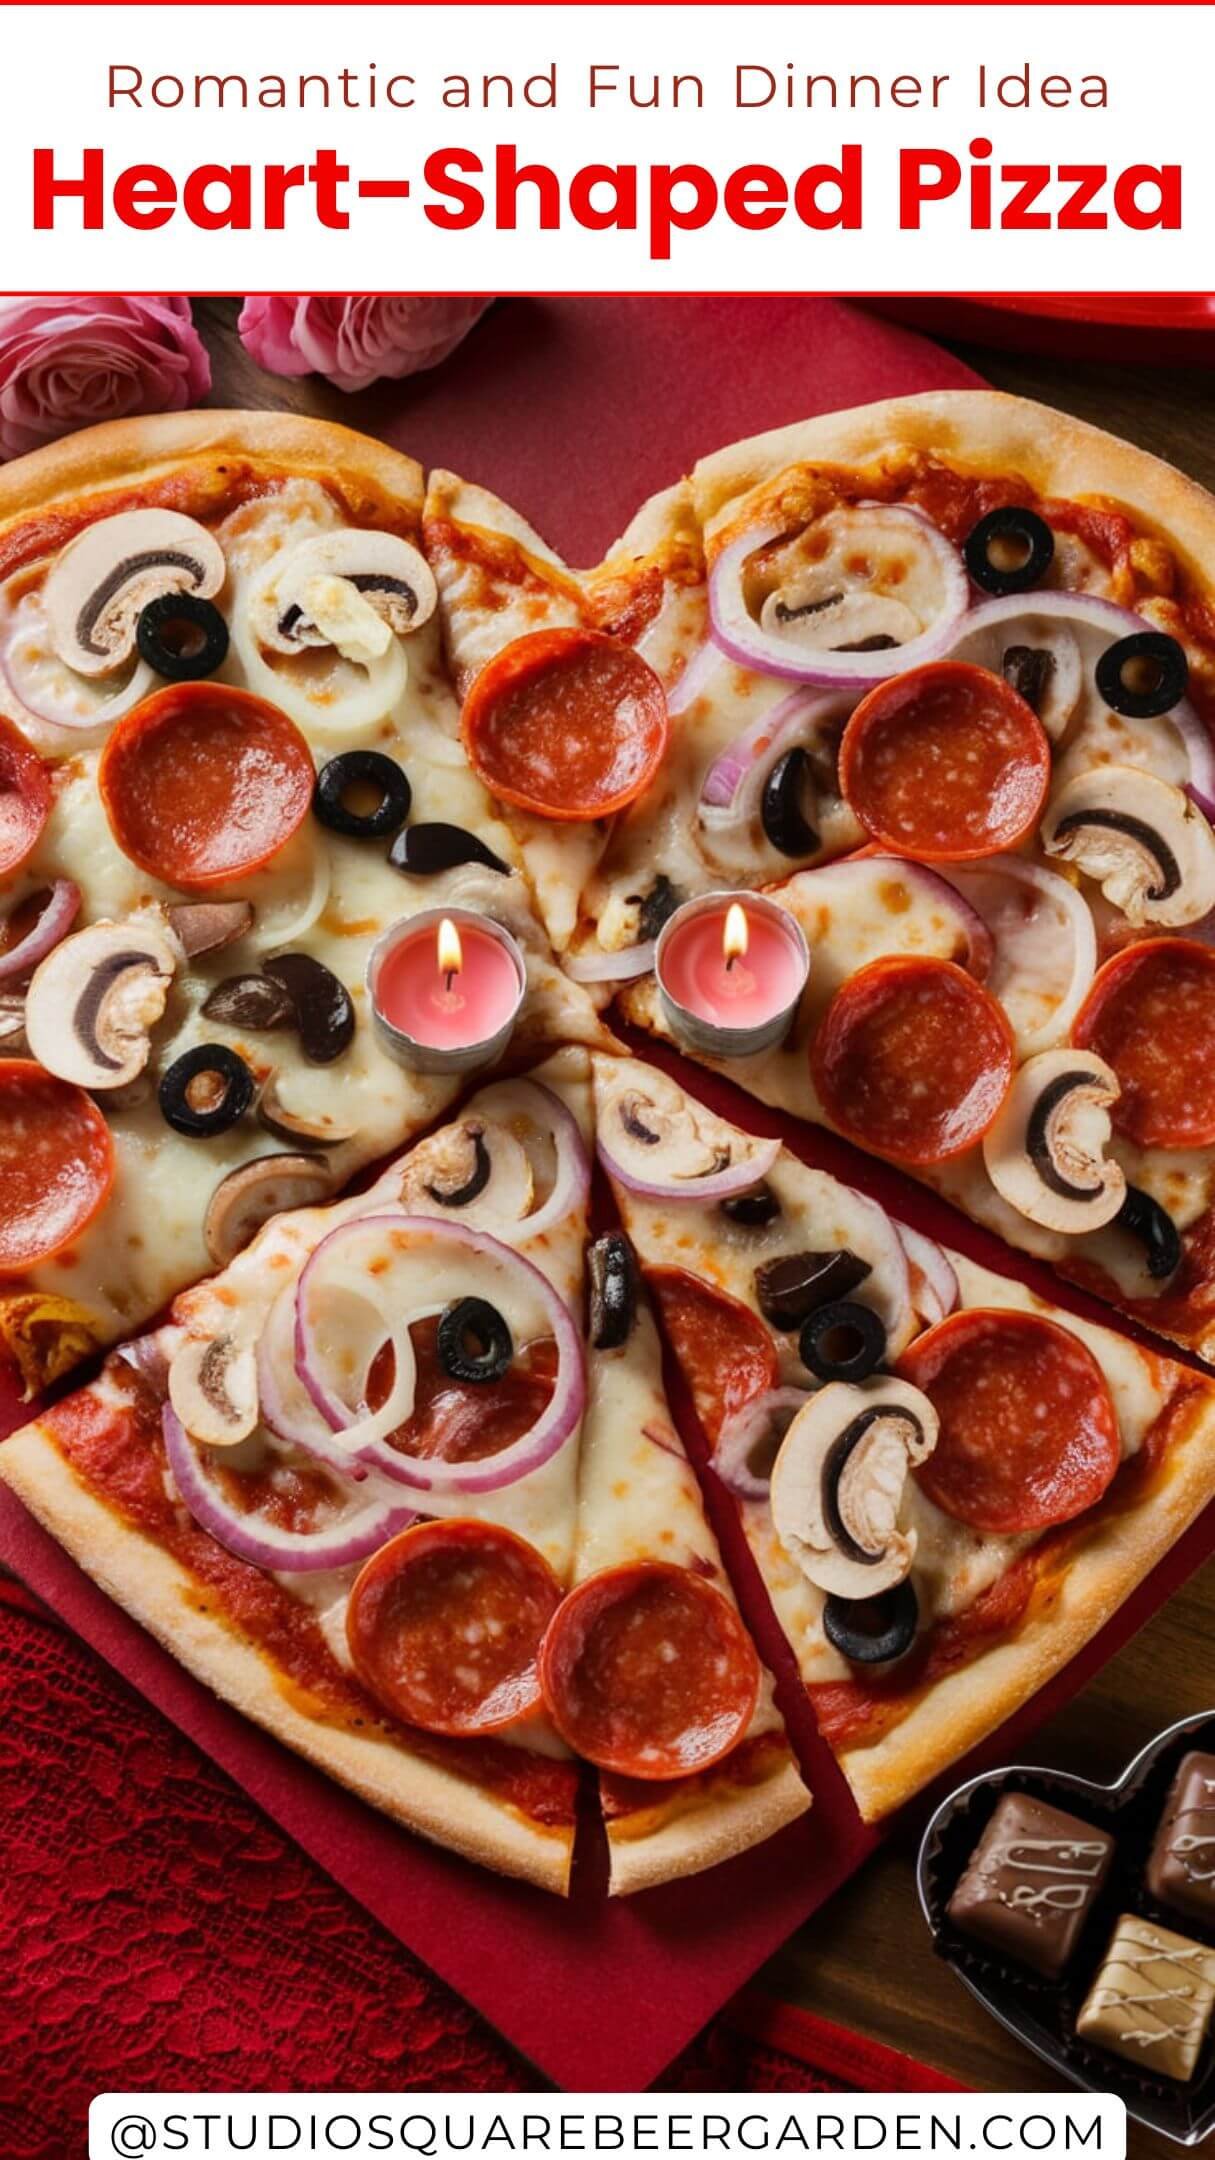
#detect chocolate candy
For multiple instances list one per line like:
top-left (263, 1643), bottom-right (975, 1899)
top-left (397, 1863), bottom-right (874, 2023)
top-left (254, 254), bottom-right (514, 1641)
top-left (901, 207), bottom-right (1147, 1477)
top-left (1147, 1751), bottom-right (1215, 1927)
top-left (1077, 1914), bottom-right (1215, 2083)
top-left (947, 1793), bottom-right (1114, 1977)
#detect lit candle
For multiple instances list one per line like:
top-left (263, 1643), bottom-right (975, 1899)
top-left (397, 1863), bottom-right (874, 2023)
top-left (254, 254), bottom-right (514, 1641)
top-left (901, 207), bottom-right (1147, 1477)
top-left (367, 907), bottom-right (526, 1074)
top-left (656, 890), bottom-right (809, 1057)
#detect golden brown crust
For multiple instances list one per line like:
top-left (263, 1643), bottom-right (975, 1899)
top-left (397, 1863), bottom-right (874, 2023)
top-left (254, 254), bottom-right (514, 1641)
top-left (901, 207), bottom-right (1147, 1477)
top-left (0, 409), bottom-right (424, 536)
top-left (839, 1382), bottom-right (1215, 1821)
top-left (606, 1753), bottom-right (810, 1896)
top-left (692, 390), bottom-right (1215, 594)
top-left (0, 1418), bottom-right (572, 1893)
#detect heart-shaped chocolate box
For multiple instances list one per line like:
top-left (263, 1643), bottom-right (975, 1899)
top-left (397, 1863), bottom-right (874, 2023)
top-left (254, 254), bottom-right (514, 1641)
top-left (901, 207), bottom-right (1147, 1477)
top-left (919, 1712), bottom-right (1215, 2145)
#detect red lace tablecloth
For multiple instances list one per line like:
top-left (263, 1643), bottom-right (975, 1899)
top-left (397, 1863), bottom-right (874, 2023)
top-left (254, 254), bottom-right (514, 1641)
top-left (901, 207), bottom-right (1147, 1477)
top-left (0, 1582), bottom-right (959, 2158)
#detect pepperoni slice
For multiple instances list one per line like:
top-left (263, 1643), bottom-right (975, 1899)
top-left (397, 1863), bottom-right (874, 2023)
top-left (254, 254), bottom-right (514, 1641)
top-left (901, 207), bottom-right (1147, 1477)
top-left (346, 1518), bottom-right (562, 1737)
top-left (900, 1307), bottom-right (1120, 1533)
top-left (0, 1060), bottom-right (113, 1269)
top-left (812, 956), bottom-right (1015, 1165)
top-left (0, 714), bottom-right (51, 877)
top-left (367, 1320), bottom-right (557, 1466)
top-left (99, 683), bottom-right (314, 891)
top-left (839, 661), bottom-right (1050, 861)
top-left (538, 1561), bottom-right (760, 1779)
top-left (461, 626), bottom-right (669, 821)
top-left (648, 1266), bottom-right (778, 1442)
top-left (1072, 940), bottom-right (1215, 1150)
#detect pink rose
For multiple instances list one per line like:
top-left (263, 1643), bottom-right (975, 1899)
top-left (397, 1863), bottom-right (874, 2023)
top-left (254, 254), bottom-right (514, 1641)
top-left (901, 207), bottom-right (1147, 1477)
top-left (0, 296), bottom-right (211, 462)
top-left (238, 296), bottom-right (489, 394)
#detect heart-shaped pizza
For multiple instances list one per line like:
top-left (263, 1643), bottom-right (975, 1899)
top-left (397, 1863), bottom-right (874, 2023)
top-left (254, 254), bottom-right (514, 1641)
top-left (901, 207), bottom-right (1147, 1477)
top-left (4, 394), bottom-right (1215, 1899)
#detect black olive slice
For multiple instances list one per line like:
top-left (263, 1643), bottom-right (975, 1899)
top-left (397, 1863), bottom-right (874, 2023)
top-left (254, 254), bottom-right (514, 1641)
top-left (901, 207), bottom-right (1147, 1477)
top-left (1002, 644), bottom-right (1056, 715)
top-left (761, 747), bottom-right (821, 859)
top-left (634, 876), bottom-right (684, 943)
top-left (425, 1128), bottom-right (492, 1208)
top-left (799, 1299), bottom-right (886, 1383)
top-left (313, 751), bottom-right (412, 840)
top-left (389, 822), bottom-right (511, 877)
top-left (822, 1580), bottom-right (919, 1666)
top-left (202, 974), bottom-right (297, 1032)
top-left (755, 1249), bottom-right (872, 1331)
top-left (1116, 1185), bottom-right (1182, 1281)
top-left (1095, 631), bottom-right (1189, 720)
top-left (720, 1183), bottom-right (782, 1229)
top-left (262, 955), bottom-right (355, 1065)
top-left (436, 1296), bottom-right (513, 1384)
top-left (588, 1232), bottom-right (638, 1351)
top-left (136, 593), bottom-right (230, 681)
top-left (159, 1044), bottom-right (255, 1138)
top-left (964, 507), bottom-right (1055, 596)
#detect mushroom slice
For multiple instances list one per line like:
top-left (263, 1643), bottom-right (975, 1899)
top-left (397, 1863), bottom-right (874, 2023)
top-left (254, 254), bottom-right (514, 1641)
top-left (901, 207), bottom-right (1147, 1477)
top-left (254, 531), bottom-right (437, 660)
top-left (168, 1330), bottom-right (259, 1448)
top-left (25, 920), bottom-right (177, 1089)
top-left (754, 506), bottom-right (947, 659)
top-left (258, 1073), bottom-right (360, 1152)
top-left (44, 511), bottom-right (226, 678)
top-left (1043, 767), bottom-right (1215, 927)
top-left (769, 1378), bottom-right (938, 1600)
top-left (394, 1117), bottom-right (535, 1227)
top-left (596, 1061), bottom-right (778, 1196)
top-left (203, 1154), bottom-right (336, 1269)
top-left (982, 1048), bottom-right (1126, 1235)
top-left (0, 993), bottom-right (27, 1054)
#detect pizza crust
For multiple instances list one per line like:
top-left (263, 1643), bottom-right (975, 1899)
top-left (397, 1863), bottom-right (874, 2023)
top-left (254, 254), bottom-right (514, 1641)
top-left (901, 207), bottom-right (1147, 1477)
top-left (0, 408), bottom-right (424, 532)
top-left (605, 1755), bottom-right (809, 1897)
top-left (837, 1381), bottom-right (1215, 1821)
top-left (0, 1419), bottom-right (573, 1894)
top-left (692, 390), bottom-right (1215, 593)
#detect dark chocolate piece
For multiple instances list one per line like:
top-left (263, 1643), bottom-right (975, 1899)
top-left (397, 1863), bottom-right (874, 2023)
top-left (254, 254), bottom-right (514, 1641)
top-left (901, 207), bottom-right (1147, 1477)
top-left (1148, 1751), bottom-right (1215, 1926)
top-left (947, 1793), bottom-right (1113, 1978)
top-left (1077, 1914), bottom-right (1215, 2083)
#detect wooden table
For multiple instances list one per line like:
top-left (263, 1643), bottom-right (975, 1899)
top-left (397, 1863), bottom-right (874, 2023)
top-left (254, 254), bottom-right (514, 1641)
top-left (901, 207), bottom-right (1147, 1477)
top-left (197, 299), bottom-right (1215, 2141)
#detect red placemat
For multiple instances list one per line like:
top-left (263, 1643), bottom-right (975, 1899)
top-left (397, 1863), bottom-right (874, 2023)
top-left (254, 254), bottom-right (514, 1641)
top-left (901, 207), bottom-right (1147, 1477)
top-left (0, 1584), bottom-right (965, 2160)
top-left (865, 295), bottom-right (1215, 366)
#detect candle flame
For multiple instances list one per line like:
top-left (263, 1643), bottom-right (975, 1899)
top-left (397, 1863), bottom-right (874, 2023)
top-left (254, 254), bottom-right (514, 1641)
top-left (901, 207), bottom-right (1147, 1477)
top-left (437, 916), bottom-right (463, 985)
top-left (722, 903), bottom-right (749, 970)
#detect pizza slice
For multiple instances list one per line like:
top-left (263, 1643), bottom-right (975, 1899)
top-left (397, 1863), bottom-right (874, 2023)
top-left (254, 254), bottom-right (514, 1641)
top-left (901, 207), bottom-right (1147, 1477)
top-left (421, 471), bottom-right (685, 954)
top-left (0, 1053), bottom-right (599, 1892)
top-left (621, 392), bottom-right (1215, 1360)
top-left (539, 1233), bottom-right (809, 1893)
top-left (591, 1051), bottom-right (1215, 1821)
top-left (0, 413), bottom-right (609, 1398)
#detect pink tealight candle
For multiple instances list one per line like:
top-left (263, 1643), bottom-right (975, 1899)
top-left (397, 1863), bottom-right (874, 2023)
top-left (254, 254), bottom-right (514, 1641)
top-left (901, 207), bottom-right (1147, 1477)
top-left (656, 891), bottom-right (809, 1057)
top-left (367, 908), bottom-right (526, 1073)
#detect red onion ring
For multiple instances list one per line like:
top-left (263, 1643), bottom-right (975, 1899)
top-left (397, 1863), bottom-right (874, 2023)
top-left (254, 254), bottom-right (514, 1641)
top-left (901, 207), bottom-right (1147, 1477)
top-left (257, 1282), bottom-right (371, 1481)
top-left (596, 1125), bottom-right (780, 1204)
top-left (709, 508), bottom-right (969, 689)
top-left (715, 1387), bottom-right (810, 1499)
top-left (894, 1226), bottom-right (959, 1328)
top-left (294, 1214), bottom-right (586, 1496)
top-left (163, 1404), bottom-right (414, 1572)
top-left (940, 855), bottom-right (1097, 1054)
top-left (0, 880), bottom-right (80, 982)
top-left (475, 1078), bottom-right (591, 1240)
top-left (699, 686), bottom-right (852, 819)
